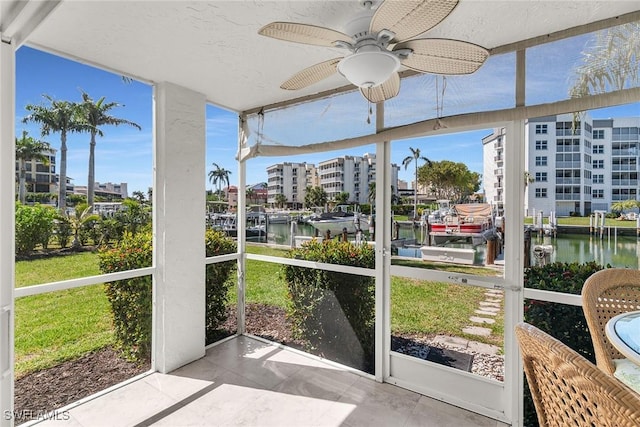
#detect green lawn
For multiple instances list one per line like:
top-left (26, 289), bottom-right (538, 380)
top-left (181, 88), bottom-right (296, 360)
top-left (15, 252), bottom-right (111, 377)
top-left (15, 244), bottom-right (504, 376)
top-left (524, 216), bottom-right (637, 227)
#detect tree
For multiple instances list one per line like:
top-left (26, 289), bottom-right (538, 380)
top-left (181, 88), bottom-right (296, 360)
top-left (15, 131), bottom-right (51, 204)
top-left (23, 95), bottom-right (84, 212)
top-left (418, 160), bottom-right (481, 203)
top-left (611, 199), bottom-right (640, 214)
top-left (274, 193), bottom-right (287, 208)
top-left (334, 192), bottom-right (349, 204)
top-left (208, 162), bottom-right (232, 200)
top-left (132, 190), bottom-right (146, 204)
top-left (304, 186), bottom-right (327, 208)
top-left (402, 147), bottom-right (432, 219)
top-left (570, 22), bottom-right (640, 98)
top-left (78, 91), bottom-right (141, 211)
top-left (246, 188), bottom-right (256, 205)
top-left (64, 203), bottom-right (100, 249)
top-left (367, 182), bottom-right (376, 205)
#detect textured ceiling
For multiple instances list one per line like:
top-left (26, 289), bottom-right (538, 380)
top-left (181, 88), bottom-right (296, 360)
top-left (7, 0), bottom-right (640, 113)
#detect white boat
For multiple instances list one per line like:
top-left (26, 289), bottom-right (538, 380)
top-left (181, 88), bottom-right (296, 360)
top-left (307, 205), bottom-right (369, 236)
top-left (267, 212), bottom-right (291, 224)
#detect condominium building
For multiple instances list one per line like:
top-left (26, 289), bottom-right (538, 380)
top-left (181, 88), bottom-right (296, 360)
top-left (482, 127), bottom-right (506, 214)
top-left (267, 154), bottom-right (400, 206)
top-left (14, 147), bottom-right (57, 194)
top-left (482, 113), bottom-right (640, 217)
top-left (317, 153), bottom-right (400, 204)
top-left (266, 162), bottom-right (316, 207)
top-left (74, 182), bottom-right (128, 200)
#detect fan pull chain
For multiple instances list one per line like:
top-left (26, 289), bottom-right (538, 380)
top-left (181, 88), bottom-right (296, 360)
top-left (366, 87), bottom-right (372, 124)
top-left (435, 76), bottom-right (447, 119)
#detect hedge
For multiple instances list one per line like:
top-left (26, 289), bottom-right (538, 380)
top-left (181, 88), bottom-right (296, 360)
top-left (99, 229), bottom-right (237, 361)
top-left (284, 239), bottom-right (375, 373)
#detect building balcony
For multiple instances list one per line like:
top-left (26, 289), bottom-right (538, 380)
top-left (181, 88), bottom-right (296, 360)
top-left (555, 178), bottom-right (581, 185)
top-left (612, 180), bottom-right (639, 186)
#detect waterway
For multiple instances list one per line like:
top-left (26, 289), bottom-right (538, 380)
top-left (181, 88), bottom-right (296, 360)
top-left (257, 221), bottom-right (640, 269)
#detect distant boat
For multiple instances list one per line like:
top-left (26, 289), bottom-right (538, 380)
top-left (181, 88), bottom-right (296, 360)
top-left (307, 205), bottom-right (369, 236)
top-left (428, 202), bottom-right (495, 246)
top-left (267, 212), bottom-right (291, 224)
top-left (209, 213), bottom-right (266, 239)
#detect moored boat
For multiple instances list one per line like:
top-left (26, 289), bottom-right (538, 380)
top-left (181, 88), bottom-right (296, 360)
top-left (307, 205), bottom-right (369, 236)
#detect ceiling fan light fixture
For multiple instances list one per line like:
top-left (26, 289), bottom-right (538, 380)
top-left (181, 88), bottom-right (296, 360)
top-left (337, 48), bottom-right (400, 88)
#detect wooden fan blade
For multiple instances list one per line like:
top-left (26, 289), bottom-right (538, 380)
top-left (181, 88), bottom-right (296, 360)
top-left (395, 39), bottom-right (489, 75)
top-left (259, 22), bottom-right (351, 47)
top-left (360, 72), bottom-right (400, 103)
top-left (281, 58), bottom-right (343, 90)
top-left (370, 0), bottom-right (459, 42)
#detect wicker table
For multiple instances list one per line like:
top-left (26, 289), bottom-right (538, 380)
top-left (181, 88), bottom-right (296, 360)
top-left (606, 310), bottom-right (640, 366)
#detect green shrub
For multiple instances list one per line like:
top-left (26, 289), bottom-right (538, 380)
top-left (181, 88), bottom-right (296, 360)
top-left (54, 217), bottom-right (72, 248)
top-left (205, 229), bottom-right (237, 345)
top-left (522, 261), bottom-right (608, 426)
top-left (99, 229), bottom-right (237, 360)
top-left (99, 232), bottom-right (153, 361)
top-left (284, 239), bottom-right (375, 373)
top-left (15, 203), bottom-right (57, 255)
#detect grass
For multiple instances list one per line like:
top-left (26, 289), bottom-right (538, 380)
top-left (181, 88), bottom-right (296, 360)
top-left (15, 251), bottom-right (112, 377)
top-left (524, 216), bottom-right (637, 227)
top-left (15, 243), bottom-right (504, 377)
top-left (15, 252), bottom-right (100, 287)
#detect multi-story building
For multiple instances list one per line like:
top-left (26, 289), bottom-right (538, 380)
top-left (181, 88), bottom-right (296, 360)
top-left (483, 114), bottom-right (640, 217)
top-left (74, 182), bottom-right (128, 200)
top-left (267, 154), bottom-right (400, 206)
top-left (317, 153), bottom-right (399, 204)
top-left (482, 127), bottom-right (506, 214)
top-left (266, 162), bottom-right (315, 207)
top-left (14, 147), bottom-right (57, 194)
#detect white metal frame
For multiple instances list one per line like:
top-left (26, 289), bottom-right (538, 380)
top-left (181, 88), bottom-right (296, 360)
top-left (0, 35), bottom-right (16, 427)
top-left (0, 8), bottom-right (638, 427)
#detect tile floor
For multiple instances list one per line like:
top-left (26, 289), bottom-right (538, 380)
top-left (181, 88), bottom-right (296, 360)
top-left (37, 336), bottom-right (509, 427)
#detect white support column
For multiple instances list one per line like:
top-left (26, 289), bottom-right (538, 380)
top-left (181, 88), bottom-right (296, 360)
top-left (153, 82), bottom-right (206, 373)
top-left (375, 102), bottom-right (391, 382)
top-left (0, 36), bottom-right (16, 427)
top-left (503, 120), bottom-right (526, 427)
top-left (236, 115), bottom-right (247, 334)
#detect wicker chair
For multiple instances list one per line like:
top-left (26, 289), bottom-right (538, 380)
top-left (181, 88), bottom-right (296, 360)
top-left (581, 268), bottom-right (640, 375)
top-left (515, 322), bottom-right (640, 427)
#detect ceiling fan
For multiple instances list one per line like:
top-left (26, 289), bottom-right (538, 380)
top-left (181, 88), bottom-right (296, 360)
top-left (258, 0), bottom-right (489, 104)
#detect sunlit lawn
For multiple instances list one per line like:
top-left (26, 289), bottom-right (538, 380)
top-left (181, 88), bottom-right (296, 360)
top-left (523, 216), bottom-right (636, 227)
top-left (15, 243), bottom-right (504, 376)
top-left (14, 252), bottom-right (112, 377)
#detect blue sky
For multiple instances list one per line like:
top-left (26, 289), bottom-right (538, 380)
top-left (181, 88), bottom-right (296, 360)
top-left (15, 41), bottom-right (639, 195)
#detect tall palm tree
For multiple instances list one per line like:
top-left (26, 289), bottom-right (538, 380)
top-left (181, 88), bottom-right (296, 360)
top-left (23, 95), bottom-right (84, 212)
top-left (78, 91), bottom-right (141, 211)
top-left (402, 147), bottom-right (432, 220)
top-left (208, 162), bottom-right (232, 200)
top-left (15, 131), bottom-right (51, 204)
top-left (246, 188), bottom-right (256, 205)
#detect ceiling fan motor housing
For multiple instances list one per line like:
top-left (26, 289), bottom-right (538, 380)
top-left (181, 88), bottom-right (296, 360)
top-left (337, 45), bottom-right (400, 88)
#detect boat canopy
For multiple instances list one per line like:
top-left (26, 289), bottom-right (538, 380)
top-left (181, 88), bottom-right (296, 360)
top-left (454, 204), bottom-right (493, 218)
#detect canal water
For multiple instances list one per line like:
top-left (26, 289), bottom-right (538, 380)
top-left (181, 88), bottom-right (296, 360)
top-left (256, 222), bottom-right (640, 269)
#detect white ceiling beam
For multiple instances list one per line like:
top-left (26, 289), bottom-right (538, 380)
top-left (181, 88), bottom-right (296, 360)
top-left (0, 0), bottom-right (61, 47)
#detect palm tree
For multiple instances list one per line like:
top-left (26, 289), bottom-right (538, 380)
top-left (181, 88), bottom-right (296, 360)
top-left (15, 131), bottom-right (51, 204)
top-left (208, 162), bottom-right (232, 200)
top-left (402, 147), bottom-right (432, 219)
top-left (246, 188), bottom-right (256, 205)
top-left (78, 91), bottom-right (141, 211)
top-left (65, 204), bottom-right (100, 249)
top-left (23, 95), bottom-right (84, 212)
